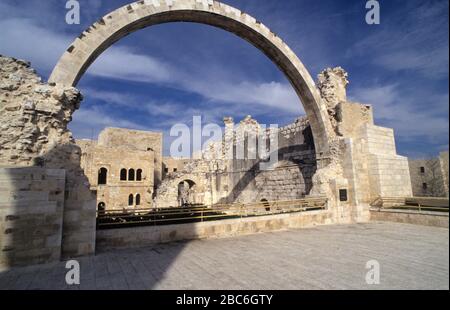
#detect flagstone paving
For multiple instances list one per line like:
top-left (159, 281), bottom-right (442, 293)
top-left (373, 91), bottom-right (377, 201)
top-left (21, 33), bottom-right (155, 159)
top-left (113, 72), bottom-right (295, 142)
top-left (0, 222), bottom-right (448, 290)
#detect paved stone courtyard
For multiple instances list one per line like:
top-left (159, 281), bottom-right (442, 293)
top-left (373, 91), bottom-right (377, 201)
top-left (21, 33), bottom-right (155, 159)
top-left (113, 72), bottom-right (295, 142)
top-left (0, 222), bottom-right (448, 290)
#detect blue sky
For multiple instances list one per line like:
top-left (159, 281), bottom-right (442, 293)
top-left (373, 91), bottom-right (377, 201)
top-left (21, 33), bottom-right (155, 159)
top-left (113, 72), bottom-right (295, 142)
top-left (0, 0), bottom-right (448, 158)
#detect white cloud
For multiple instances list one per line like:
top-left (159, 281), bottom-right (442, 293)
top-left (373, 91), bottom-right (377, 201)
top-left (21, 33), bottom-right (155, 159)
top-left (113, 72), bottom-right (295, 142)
top-left (69, 106), bottom-right (152, 139)
top-left (182, 79), bottom-right (303, 114)
top-left (349, 84), bottom-right (449, 144)
top-left (87, 46), bottom-right (174, 83)
top-left (0, 14), bottom-right (302, 117)
top-left (0, 18), bottom-right (71, 72)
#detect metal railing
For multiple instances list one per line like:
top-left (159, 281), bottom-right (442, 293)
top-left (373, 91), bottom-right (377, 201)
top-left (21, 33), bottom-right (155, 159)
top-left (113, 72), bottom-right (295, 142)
top-left (371, 196), bottom-right (449, 213)
top-left (96, 197), bottom-right (328, 229)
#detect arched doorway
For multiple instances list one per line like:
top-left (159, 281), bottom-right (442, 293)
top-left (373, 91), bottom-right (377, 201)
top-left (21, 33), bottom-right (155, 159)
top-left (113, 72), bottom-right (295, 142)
top-left (178, 180), bottom-right (197, 207)
top-left (49, 0), bottom-right (333, 158)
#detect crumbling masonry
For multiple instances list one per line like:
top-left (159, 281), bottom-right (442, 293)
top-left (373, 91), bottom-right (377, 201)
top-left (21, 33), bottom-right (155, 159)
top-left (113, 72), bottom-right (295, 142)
top-left (0, 0), bottom-right (414, 269)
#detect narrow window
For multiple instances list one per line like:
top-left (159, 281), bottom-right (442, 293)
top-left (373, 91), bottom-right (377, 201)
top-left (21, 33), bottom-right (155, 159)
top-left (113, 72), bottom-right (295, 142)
top-left (136, 169), bottom-right (142, 181)
top-left (120, 168), bottom-right (127, 181)
top-left (422, 183), bottom-right (428, 190)
top-left (420, 167), bottom-right (425, 174)
top-left (128, 169), bottom-right (135, 181)
top-left (128, 194), bottom-right (134, 206)
top-left (98, 167), bottom-right (108, 185)
top-left (164, 167), bottom-right (169, 173)
top-left (136, 194), bottom-right (141, 206)
top-left (339, 189), bottom-right (348, 202)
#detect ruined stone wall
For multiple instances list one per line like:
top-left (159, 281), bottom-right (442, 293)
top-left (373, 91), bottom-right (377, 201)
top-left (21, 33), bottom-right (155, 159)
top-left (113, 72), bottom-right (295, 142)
top-left (440, 151), bottom-right (449, 197)
top-left (408, 151), bottom-right (449, 197)
top-left (154, 160), bottom-right (210, 208)
top-left (0, 56), bottom-right (78, 166)
top-left (224, 116), bottom-right (317, 204)
top-left (76, 134), bottom-right (155, 210)
top-left (0, 56), bottom-right (96, 259)
top-left (0, 167), bottom-right (65, 269)
top-left (162, 157), bottom-right (191, 179)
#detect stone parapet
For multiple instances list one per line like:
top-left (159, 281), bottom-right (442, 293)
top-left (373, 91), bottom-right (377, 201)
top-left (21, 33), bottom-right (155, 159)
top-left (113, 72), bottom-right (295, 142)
top-left (96, 210), bottom-right (333, 252)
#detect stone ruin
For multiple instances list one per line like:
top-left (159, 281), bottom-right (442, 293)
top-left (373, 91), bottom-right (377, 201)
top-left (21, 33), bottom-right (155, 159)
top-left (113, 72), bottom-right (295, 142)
top-left (0, 56), bottom-right (96, 266)
top-left (0, 53), bottom-right (416, 268)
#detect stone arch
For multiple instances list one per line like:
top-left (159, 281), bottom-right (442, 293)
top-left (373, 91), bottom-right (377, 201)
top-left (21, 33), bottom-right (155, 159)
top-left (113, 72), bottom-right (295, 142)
top-left (49, 0), bottom-right (333, 157)
top-left (178, 179), bottom-right (197, 206)
top-left (154, 173), bottom-right (207, 208)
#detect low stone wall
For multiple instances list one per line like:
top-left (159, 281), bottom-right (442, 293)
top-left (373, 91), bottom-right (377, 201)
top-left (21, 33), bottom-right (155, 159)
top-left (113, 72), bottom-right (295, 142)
top-left (370, 208), bottom-right (449, 228)
top-left (96, 210), bottom-right (333, 252)
top-left (0, 167), bottom-right (65, 269)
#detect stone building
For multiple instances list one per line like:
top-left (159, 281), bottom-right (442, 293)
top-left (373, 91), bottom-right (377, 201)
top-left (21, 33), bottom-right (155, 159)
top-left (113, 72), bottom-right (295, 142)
top-left (76, 128), bottom-right (159, 211)
top-left (408, 151), bottom-right (449, 197)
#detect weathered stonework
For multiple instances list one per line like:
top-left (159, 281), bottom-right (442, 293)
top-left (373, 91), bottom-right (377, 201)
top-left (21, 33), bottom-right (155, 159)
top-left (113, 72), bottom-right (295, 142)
top-left (317, 67), bottom-right (349, 136)
top-left (0, 55), bottom-right (96, 260)
top-left (76, 132), bottom-right (157, 211)
top-left (0, 0), bottom-right (424, 268)
top-left (408, 151), bottom-right (449, 197)
top-left (0, 56), bottom-right (79, 166)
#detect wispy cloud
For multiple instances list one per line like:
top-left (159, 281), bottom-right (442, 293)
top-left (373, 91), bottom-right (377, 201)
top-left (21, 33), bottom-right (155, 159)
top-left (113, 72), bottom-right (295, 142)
top-left (87, 46), bottom-right (174, 83)
top-left (69, 105), bottom-right (153, 140)
top-left (0, 13), bottom-right (302, 116)
top-left (1, 0), bottom-right (448, 158)
top-left (349, 84), bottom-right (449, 145)
top-left (347, 0), bottom-right (449, 79)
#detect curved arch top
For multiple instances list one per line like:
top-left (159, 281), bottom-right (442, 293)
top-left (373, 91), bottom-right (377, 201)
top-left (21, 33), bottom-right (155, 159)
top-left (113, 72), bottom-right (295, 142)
top-left (50, 0), bottom-right (333, 155)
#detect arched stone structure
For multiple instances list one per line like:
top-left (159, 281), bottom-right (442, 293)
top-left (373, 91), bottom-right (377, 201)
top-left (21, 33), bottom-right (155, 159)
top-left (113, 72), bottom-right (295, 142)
top-left (49, 0), bottom-right (334, 157)
top-left (155, 173), bottom-right (207, 208)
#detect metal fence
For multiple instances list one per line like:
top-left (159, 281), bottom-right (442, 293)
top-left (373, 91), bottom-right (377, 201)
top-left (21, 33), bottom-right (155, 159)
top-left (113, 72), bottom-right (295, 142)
top-left (371, 196), bottom-right (449, 213)
top-left (96, 197), bottom-right (328, 229)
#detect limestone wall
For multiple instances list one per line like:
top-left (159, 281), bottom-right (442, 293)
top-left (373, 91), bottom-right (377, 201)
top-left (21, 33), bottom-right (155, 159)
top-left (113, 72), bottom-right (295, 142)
top-left (0, 56), bottom-right (96, 259)
top-left (162, 157), bottom-right (191, 179)
top-left (0, 167), bottom-right (65, 269)
top-left (441, 151), bottom-right (449, 197)
top-left (76, 136), bottom-right (155, 210)
top-left (96, 210), bottom-right (332, 252)
top-left (360, 125), bottom-right (412, 200)
top-left (370, 209), bottom-right (449, 228)
top-left (408, 151), bottom-right (449, 197)
top-left (98, 127), bottom-right (163, 186)
top-left (154, 160), bottom-right (210, 208)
